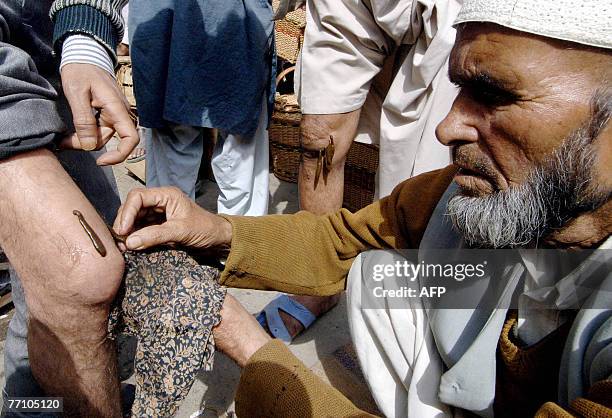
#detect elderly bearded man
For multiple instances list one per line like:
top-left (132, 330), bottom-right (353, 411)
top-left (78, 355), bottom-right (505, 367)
top-left (115, 0), bottom-right (611, 416)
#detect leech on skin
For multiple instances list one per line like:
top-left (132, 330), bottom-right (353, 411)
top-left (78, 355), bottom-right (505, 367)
top-left (108, 228), bottom-right (128, 244)
top-left (73, 210), bottom-right (107, 257)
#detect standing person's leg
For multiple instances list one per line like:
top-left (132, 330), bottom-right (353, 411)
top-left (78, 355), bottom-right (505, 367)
top-left (300, 47), bottom-right (395, 209)
top-left (144, 124), bottom-right (204, 199)
top-left (258, 0), bottom-right (388, 340)
top-left (299, 111), bottom-right (361, 212)
top-left (265, 111), bottom-right (361, 339)
top-left (0, 149), bottom-right (124, 416)
top-left (3, 149), bottom-right (122, 417)
top-left (212, 98), bottom-right (269, 216)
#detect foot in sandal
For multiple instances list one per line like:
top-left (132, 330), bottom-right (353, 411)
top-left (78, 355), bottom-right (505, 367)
top-left (257, 293), bottom-right (341, 342)
top-left (126, 147), bottom-right (146, 163)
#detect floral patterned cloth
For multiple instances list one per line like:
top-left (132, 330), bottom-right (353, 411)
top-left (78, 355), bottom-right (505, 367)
top-left (108, 250), bottom-right (226, 417)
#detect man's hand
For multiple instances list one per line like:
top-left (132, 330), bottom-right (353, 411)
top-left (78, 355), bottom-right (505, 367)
top-left (60, 63), bottom-right (139, 165)
top-left (113, 187), bottom-right (233, 251)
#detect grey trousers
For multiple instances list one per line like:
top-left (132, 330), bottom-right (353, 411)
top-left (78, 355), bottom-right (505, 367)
top-left (2, 150), bottom-right (121, 416)
top-left (144, 97), bottom-right (270, 215)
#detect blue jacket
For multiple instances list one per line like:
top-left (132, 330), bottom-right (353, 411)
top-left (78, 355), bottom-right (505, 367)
top-left (129, 0), bottom-right (275, 137)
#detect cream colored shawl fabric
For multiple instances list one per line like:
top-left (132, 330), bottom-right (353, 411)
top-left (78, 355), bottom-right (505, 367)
top-left (296, 0), bottom-right (462, 197)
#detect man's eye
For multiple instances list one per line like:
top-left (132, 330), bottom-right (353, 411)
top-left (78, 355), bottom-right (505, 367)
top-left (467, 87), bottom-right (517, 106)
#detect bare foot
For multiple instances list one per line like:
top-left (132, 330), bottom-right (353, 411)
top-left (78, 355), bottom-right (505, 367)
top-left (127, 147), bottom-right (146, 162)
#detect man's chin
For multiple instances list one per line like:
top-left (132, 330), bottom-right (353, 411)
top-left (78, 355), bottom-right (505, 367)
top-left (454, 171), bottom-right (496, 197)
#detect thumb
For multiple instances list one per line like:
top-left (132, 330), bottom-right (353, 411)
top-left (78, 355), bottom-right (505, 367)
top-left (125, 223), bottom-right (181, 250)
top-left (65, 89), bottom-right (99, 150)
top-left (72, 110), bottom-right (99, 151)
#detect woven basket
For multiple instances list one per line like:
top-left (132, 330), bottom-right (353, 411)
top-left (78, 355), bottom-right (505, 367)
top-left (272, 0), bottom-right (306, 64)
top-left (343, 141), bottom-right (379, 212)
top-left (269, 68), bottom-right (380, 211)
top-left (275, 20), bottom-right (304, 64)
top-left (270, 67), bottom-right (302, 182)
top-left (116, 56), bottom-right (137, 109)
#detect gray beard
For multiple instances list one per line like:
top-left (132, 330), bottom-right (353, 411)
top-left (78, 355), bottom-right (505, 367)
top-left (446, 92), bottom-right (612, 249)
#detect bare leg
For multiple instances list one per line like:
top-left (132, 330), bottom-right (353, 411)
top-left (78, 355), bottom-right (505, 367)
top-left (0, 149), bottom-right (123, 417)
top-left (278, 110), bottom-right (361, 338)
top-left (298, 110), bottom-right (361, 212)
top-left (214, 294), bottom-right (271, 368)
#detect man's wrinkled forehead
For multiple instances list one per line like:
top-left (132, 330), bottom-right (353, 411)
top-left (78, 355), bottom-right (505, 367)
top-left (450, 24), bottom-right (545, 88)
top-left (450, 23), bottom-right (612, 91)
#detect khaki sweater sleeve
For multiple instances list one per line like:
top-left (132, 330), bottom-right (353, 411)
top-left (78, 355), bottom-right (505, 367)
top-left (534, 380), bottom-right (612, 418)
top-left (236, 340), bottom-right (377, 418)
top-left (219, 166), bottom-right (457, 296)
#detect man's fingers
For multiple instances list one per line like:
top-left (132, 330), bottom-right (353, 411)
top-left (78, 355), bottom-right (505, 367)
top-left (112, 116), bottom-right (140, 161)
top-left (95, 100), bottom-right (139, 165)
top-left (62, 63), bottom-right (135, 156)
top-left (125, 224), bottom-right (178, 250)
top-left (112, 204), bottom-right (125, 233)
top-left (95, 126), bottom-right (139, 165)
top-left (100, 126), bottom-right (116, 143)
top-left (113, 204), bottom-right (148, 234)
top-left (58, 127), bottom-right (114, 151)
top-left (58, 132), bottom-right (81, 150)
top-left (96, 147), bottom-right (135, 166)
top-left (117, 188), bottom-right (151, 234)
top-left (116, 188), bottom-right (170, 234)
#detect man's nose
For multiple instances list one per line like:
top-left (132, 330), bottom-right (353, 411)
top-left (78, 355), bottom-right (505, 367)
top-left (436, 95), bottom-right (480, 147)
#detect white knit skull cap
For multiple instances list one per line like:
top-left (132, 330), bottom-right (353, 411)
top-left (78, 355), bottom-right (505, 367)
top-left (455, 0), bottom-right (612, 50)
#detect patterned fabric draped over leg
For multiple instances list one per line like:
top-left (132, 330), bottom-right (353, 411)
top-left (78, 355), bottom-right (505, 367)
top-left (108, 250), bottom-right (226, 417)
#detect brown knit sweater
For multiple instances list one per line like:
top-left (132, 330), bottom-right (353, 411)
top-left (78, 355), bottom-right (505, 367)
top-left (234, 322), bottom-right (612, 417)
top-left (495, 311), bottom-right (575, 417)
top-left (219, 166), bottom-right (611, 417)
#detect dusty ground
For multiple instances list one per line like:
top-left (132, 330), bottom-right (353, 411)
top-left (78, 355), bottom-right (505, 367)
top-left (0, 139), bottom-right (378, 417)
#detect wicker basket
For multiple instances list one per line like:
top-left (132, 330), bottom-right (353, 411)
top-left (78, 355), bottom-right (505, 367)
top-left (269, 109), bottom-right (301, 182)
top-left (343, 141), bottom-right (379, 212)
top-left (116, 56), bottom-right (137, 109)
top-left (269, 68), bottom-right (380, 211)
top-left (269, 66), bottom-right (301, 182)
top-left (272, 0), bottom-right (306, 64)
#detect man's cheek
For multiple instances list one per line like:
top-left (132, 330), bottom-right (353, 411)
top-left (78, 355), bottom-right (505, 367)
top-left (592, 124), bottom-right (612, 190)
top-left (487, 117), bottom-right (540, 186)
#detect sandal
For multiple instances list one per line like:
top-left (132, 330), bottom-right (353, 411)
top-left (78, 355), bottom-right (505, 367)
top-left (126, 147), bottom-right (146, 164)
top-left (256, 294), bottom-right (317, 343)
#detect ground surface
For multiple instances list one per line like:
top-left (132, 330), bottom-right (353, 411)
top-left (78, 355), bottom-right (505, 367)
top-left (0, 139), bottom-right (378, 417)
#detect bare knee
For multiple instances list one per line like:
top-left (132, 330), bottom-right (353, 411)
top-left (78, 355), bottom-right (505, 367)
top-left (301, 116), bottom-right (339, 151)
top-left (61, 247), bottom-right (124, 306)
top-left (300, 113), bottom-right (360, 168)
top-left (28, 246), bottom-right (124, 321)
